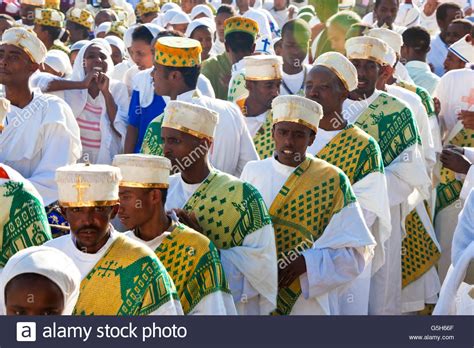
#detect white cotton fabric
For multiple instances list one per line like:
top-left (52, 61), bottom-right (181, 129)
top-left (0, 246), bottom-right (81, 315)
top-left (44, 50), bottom-right (73, 78)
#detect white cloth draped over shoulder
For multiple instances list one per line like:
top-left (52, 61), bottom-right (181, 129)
top-left (64, 40), bottom-right (130, 165)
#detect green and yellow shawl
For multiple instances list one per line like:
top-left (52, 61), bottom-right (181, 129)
top-left (316, 124), bottom-right (384, 184)
top-left (269, 156), bottom-right (356, 315)
top-left (236, 98), bottom-right (274, 160)
top-left (156, 223), bottom-right (231, 314)
top-left (74, 234), bottom-right (178, 315)
top-left (0, 181), bottom-right (52, 267)
top-left (183, 170), bottom-right (272, 250)
top-left (396, 80), bottom-right (436, 118)
top-left (201, 52), bottom-right (232, 100)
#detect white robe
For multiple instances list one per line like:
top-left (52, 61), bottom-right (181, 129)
top-left (343, 90), bottom-right (432, 314)
top-left (0, 93), bottom-right (81, 206)
top-left (433, 68), bottom-right (474, 282)
top-left (240, 157), bottom-right (376, 315)
top-left (307, 127), bottom-right (391, 315)
top-left (172, 90), bottom-right (259, 177)
top-left (165, 172), bottom-right (277, 315)
top-left (45, 228), bottom-right (183, 315)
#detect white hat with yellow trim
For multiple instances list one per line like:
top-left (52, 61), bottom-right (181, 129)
top-left (0, 27), bottom-right (47, 64)
top-left (56, 163), bottom-right (121, 208)
top-left (345, 36), bottom-right (389, 66)
top-left (162, 100), bottom-right (219, 140)
top-left (367, 27), bottom-right (403, 55)
top-left (243, 55), bottom-right (283, 81)
top-left (313, 51), bottom-right (358, 92)
top-left (0, 98), bottom-right (10, 132)
top-left (272, 95), bottom-right (323, 132)
top-left (113, 154), bottom-right (171, 188)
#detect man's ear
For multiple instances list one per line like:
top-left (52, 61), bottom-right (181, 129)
top-left (224, 41), bottom-right (230, 53)
top-left (110, 204), bottom-right (120, 219)
top-left (308, 129), bottom-right (316, 147)
top-left (251, 42), bottom-right (256, 53)
top-left (59, 206), bottom-right (67, 219)
top-left (30, 62), bottom-right (40, 74)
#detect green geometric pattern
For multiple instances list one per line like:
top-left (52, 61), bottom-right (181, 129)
top-left (184, 171), bottom-right (272, 250)
top-left (316, 124), bottom-right (384, 184)
top-left (355, 92), bottom-right (421, 167)
top-left (402, 208), bottom-right (441, 288)
top-left (140, 113), bottom-right (164, 155)
top-left (396, 81), bottom-right (436, 118)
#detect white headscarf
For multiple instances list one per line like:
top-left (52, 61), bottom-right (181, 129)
top-left (95, 21), bottom-right (112, 37)
top-left (105, 35), bottom-right (127, 59)
top-left (66, 40), bottom-right (115, 117)
top-left (0, 246), bottom-right (81, 315)
top-left (190, 4), bottom-right (214, 20)
top-left (44, 49), bottom-right (73, 78)
top-left (185, 17), bottom-right (216, 38)
top-left (70, 39), bottom-right (89, 53)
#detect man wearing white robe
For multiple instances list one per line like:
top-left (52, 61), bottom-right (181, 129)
top-left (160, 101), bottom-right (277, 315)
top-left (0, 27), bottom-right (81, 207)
top-left (343, 36), bottom-right (432, 314)
top-left (241, 95), bottom-right (375, 315)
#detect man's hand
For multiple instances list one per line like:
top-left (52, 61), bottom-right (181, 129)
top-left (433, 97), bottom-right (441, 116)
top-left (278, 255), bottom-right (307, 288)
top-left (423, 0), bottom-right (439, 16)
top-left (458, 109), bottom-right (474, 130)
top-left (172, 208), bottom-right (203, 232)
top-left (440, 148), bottom-right (472, 174)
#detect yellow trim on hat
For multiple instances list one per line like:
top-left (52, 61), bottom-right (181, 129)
top-left (154, 37), bottom-right (202, 67)
top-left (162, 122), bottom-right (213, 140)
top-left (224, 16), bottom-right (259, 39)
top-left (245, 76), bottom-right (282, 81)
top-left (273, 118), bottom-right (318, 132)
top-left (59, 200), bottom-right (120, 208)
top-left (44, 0), bottom-right (60, 10)
top-left (119, 181), bottom-right (169, 189)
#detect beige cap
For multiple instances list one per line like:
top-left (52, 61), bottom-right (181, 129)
top-left (448, 35), bottom-right (474, 63)
top-left (162, 101), bottom-right (219, 140)
top-left (0, 98), bottom-right (10, 132)
top-left (1, 27), bottom-right (47, 64)
top-left (314, 51), bottom-right (358, 91)
top-left (367, 27), bottom-right (403, 55)
top-left (272, 95), bottom-right (323, 132)
top-left (345, 36), bottom-right (389, 66)
top-left (56, 163), bottom-right (121, 207)
top-left (113, 154), bottom-right (171, 189)
top-left (243, 55), bottom-right (283, 81)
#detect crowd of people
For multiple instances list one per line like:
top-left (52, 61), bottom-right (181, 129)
top-left (0, 0), bottom-right (472, 316)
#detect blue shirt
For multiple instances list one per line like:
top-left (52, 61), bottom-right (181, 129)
top-left (128, 90), bottom-right (166, 153)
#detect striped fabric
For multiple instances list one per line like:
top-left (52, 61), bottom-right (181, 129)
top-left (77, 101), bottom-right (102, 163)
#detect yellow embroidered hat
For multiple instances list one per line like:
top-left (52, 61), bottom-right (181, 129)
top-left (44, 0), bottom-right (60, 10)
top-left (66, 7), bottom-right (94, 31)
top-left (136, 0), bottom-right (160, 17)
top-left (154, 36), bottom-right (202, 67)
top-left (1, 27), bottom-right (48, 64)
top-left (272, 95), bottom-right (323, 132)
top-left (56, 163), bottom-right (121, 208)
top-left (224, 16), bottom-right (259, 39)
top-left (107, 21), bottom-right (128, 39)
top-left (112, 6), bottom-right (129, 23)
top-left (113, 154), bottom-right (171, 188)
top-left (162, 101), bottom-right (219, 140)
top-left (35, 8), bottom-right (65, 28)
top-left (345, 36), bottom-right (389, 66)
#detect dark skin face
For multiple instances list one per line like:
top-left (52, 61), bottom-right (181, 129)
top-left (140, 12), bottom-right (158, 24)
top-left (67, 21), bottom-right (88, 44)
top-left (444, 51), bottom-right (466, 72)
top-left (246, 79), bottom-right (281, 112)
top-left (62, 205), bottom-right (119, 254)
top-left (0, 45), bottom-right (38, 86)
top-left (191, 26), bottom-right (213, 61)
top-left (349, 59), bottom-right (381, 100)
top-left (152, 63), bottom-right (174, 96)
top-left (0, 18), bottom-right (13, 37)
top-left (118, 187), bottom-right (158, 230)
top-left (438, 8), bottom-right (463, 36)
top-left (95, 10), bottom-right (117, 27)
top-left (272, 121), bottom-right (315, 167)
top-left (161, 127), bottom-right (210, 170)
top-left (33, 24), bottom-right (51, 48)
top-left (173, 23), bottom-right (189, 34)
top-left (281, 32), bottom-right (309, 73)
top-left (5, 274), bottom-right (64, 315)
top-left (305, 66), bottom-right (348, 118)
top-left (110, 45), bottom-right (123, 65)
top-left (327, 24), bottom-right (346, 53)
top-left (215, 12), bottom-right (233, 42)
top-left (445, 22), bottom-right (471, 45)
top-left (374, 0), bottom-right (399, 28)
